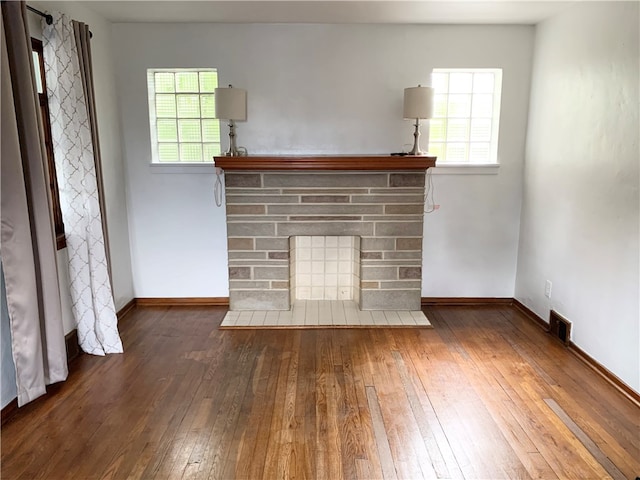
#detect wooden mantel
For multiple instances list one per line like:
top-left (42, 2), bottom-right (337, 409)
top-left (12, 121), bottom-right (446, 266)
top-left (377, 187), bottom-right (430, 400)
top-left (214, 155), bottom-right (436, 171)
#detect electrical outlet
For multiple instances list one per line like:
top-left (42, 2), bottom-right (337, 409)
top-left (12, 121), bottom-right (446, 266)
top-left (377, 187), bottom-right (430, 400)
top-left (544, 280), bottom-right (552, 299)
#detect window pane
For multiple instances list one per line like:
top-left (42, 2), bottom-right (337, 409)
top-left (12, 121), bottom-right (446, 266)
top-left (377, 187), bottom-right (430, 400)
top-left (32, 51), bottom-right (43, 94)
top-left (428, 142), bottom-right (445, 161)
top-left (446, 143), bottom-right (468, 162)
top-left (154, 72), bottom-right (175, 93)
top-left (203, 143), bottom-right (221, 160)
top-left (202, 119), bottom-right (220, 143)
top-left (473, 73), bottom-right (494, 93)
top-left (178, 119), bottom-right (202, 142)
top-left (158, 143), bottom-right (179, 162)
top-left (433, 94), bottom-right (448, 118)
top-left (157, 119), bottom-right (178, 142)
top-left (429, 119), bottom-right (447, 142)
top-left (199, 71), bottom-right (217, 92)
top-left (470, 118), bottom-right (492, 142)
top-left (449, 73), bottom-right (473, 93)
top-left (472, 94), bottom-right (494, 117)
top-left (155, 95), bottom-right (176, 117)
top-left (432, 72), bottom-right (449, 93)
top-left (469, 143), bottom-right (491, 163)
top-left (180, 143), bottom-right (203, 162)
top-left (447, 94), bottom-right (471, 118)
top-left (175, 72), bottom-right (199, 92)
top-left (176, 95), bottom-right (200, 118)
top-left (447, 119), bottom-right (469, 141)
top-left (201, 95), bottom-right (216, 118)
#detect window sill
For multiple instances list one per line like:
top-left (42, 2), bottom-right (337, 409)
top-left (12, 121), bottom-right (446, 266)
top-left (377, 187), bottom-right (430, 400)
top-left (150, 163), bottom-right (216, 174)
top-left (430, 163), bottom-right (500, 175)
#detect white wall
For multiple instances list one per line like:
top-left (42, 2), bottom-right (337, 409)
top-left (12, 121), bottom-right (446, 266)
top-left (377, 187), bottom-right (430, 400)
top-left (112, 23), bottom-right (534, 298)
top-left (516, 2), bottom-right (639, 390)
top-left (31, 1), bottom-right (134, 318)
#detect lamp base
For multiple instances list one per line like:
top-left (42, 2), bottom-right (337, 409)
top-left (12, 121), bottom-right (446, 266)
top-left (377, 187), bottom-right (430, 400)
top-left (407, 119), bottom-right (426, 156)
top-left (224, 120), bottom-right (245, 157)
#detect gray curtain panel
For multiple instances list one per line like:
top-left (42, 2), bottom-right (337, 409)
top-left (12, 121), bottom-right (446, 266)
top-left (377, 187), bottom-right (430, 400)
top-left (0, 1), bottom-right (68, 406)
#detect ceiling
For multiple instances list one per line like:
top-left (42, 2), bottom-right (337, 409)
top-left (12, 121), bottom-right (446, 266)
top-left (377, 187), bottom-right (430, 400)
top-left (80, 1), bottom-right (577, 25)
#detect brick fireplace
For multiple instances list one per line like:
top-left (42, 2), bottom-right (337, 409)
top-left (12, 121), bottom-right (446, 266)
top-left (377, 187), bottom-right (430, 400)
top-left (215, 155), bottom-right (436, 311)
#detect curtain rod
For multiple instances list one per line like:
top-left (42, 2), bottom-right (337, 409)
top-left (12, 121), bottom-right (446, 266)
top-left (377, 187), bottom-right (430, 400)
top-left (26, 5), bottom-right (53, 25)
top-left (26, 5), bottom-right (93, 38)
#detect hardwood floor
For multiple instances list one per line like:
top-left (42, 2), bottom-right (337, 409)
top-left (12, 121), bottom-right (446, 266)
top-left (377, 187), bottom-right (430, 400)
top-left (1, 305), bottom-right (638, 479)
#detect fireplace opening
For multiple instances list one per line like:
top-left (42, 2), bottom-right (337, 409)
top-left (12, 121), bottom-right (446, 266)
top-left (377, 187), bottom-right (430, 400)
top-left (290, 236), bottom-right (361, 304)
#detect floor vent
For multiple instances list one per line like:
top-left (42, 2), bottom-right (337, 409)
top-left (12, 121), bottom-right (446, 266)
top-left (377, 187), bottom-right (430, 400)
top-left (549, 310), bottom-right (572, 345)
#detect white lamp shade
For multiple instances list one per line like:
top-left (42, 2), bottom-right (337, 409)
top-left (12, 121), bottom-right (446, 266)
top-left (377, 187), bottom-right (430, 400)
top-left (214, 87), bottom-right (247, 121)
top-left (403, 86), bottom-right (434, 120)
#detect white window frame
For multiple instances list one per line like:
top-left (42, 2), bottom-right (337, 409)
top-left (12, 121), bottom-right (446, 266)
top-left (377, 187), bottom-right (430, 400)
top-left (428, 68), bottom-right (502, 172)
top-left (147, 68), bottom-right (221, 165)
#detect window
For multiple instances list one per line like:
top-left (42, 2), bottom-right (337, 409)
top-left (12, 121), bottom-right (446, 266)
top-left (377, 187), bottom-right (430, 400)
top-left (31, 38), bottom-right (65, 250)
top-left (428, 69), bottom-right (502, 164)
top-left (147, 69), bottom-right (221, 163)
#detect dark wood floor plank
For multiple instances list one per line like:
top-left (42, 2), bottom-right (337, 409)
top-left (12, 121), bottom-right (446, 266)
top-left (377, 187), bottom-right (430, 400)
top-left (1, 304), bottom-right (638, 480)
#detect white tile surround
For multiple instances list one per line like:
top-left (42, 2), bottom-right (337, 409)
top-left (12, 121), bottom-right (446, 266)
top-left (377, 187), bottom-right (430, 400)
top-left (291, 236), bottom-right (360, 302)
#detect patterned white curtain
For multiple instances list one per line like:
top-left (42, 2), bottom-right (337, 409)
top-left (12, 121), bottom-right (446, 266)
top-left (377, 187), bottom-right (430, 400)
top-left (42, 14), bottom-right (122, 355)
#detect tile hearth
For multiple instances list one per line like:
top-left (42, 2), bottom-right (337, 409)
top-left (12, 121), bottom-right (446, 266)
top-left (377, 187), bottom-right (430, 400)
top-left (220, 300), bottom-right (432, 329)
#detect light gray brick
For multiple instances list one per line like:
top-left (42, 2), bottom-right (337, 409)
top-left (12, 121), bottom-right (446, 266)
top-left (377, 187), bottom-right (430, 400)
top-left (360, 237), bottom-right (395, 251)
top-left (360, 290), bottom-right (421, 310)
top-left (264, 173), bottom-right (387, 188)
top-left (230, 290), bottom-right (290, 310)
top-left (255, 237), bottom-right (290, 251)
top-left (277, 222), bottom-right (374, 237)
top-left (254, 266), bottom-right (289, 280)
top-left (225, 174), bottom-right (261, 188)
top-left (375, 222), bottom-right (423, 236)
top-left (226, 222), bottom-right (275, 236)
top-left (361, 266), bottom-right (398, 281)
top-left (351, 195), bottom-right (425, 204)
top-left (390, 173), bottom-right (426, 187)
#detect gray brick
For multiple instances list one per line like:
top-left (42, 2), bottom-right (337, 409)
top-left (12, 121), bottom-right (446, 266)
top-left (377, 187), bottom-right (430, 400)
top-left (361, 252), bottom-right (382, 260)
top-left (399, 266), bottom-right (422, 279)
top-left (230, 290), bottom-right (290, 310)
top-left (225, 173), bottom-right (261, 188)
top-left (264, 173), bottom-right (387, 188)
top-left (282, 188), bottom-right (368, 194)
top-left (397, 238), bottom-right (423, 250)
top-left (229, 267), bottom-right (251, 280)
top-left (360, 290), bottom-right (421, 310)
top-left (229, 281), bottom-right (270, 289)
top-left (255, 237), bottom-right (290, 251)
top-left (301, 195), bottom-right (349, 203)
top-left (384, 251), bottom-right (422, 260)
top-left (228, 216), bottom-right (287, 223)
top-left (271, 281), bottom-right (289, 289)
top-left (351, 195), bottom-right (425, 204)
top-left (289, 216), bottom-right (361, 222)
top-left (390, 173), bottom-right (426, 187)
top-left (375, 222), bottom-right (423, 236)
top-left (254, 266), bottom-right (289, 280)
top-left (226, 205), bottom-right (266, 215)
top-left (228, 237), bottom-right (254, 250)
top-left (385, 204), bottom-right (425, 215)
top-left (226, 195), bottom-right (299, 204)
top-left (226, 223), bottom-right (275, 236)
top-left (379, 281), bottom-right (422, 289)
top-left (360, 237), bottom-right (395, 251)
top-left (361, 266), bottom-right (398, 281)
top-left (228, 251), bottom-right (267, 260)
top-left (370, 188), bottom-right (425, 195)
top-left (268, 252), bottom-right (289, 260)
top-left (277, 222), bottom-right (374, 237)
top-left (269, 204), bottom-right (382, 215)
